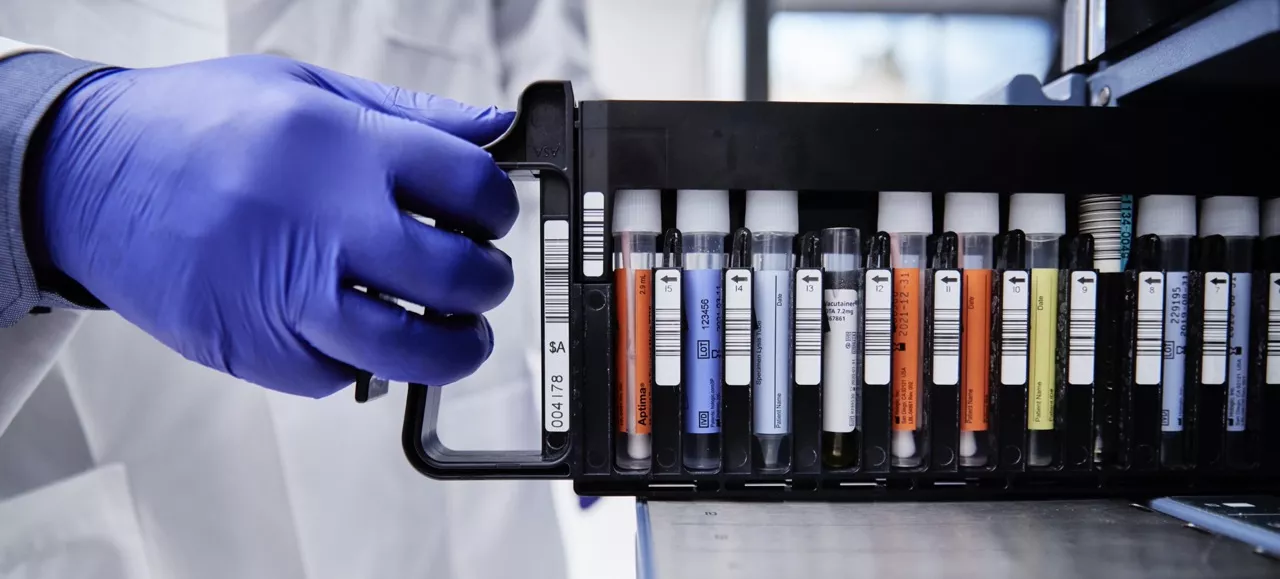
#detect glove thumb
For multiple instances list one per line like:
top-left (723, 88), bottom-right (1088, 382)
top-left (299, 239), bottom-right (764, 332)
top-left (292, 61), bottom-right (515, 145)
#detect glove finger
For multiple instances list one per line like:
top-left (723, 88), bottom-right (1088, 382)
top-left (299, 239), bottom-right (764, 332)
top-left (370, 111), bottom-right (519, 239)
top-left (292, 61), bottom-right (514, 145)
top-left (346, 216), bottom-right (514, 316)
top-left (298, 287), bottom-right (494, 386)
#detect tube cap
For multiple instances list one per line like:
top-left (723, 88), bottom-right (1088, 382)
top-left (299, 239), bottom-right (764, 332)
top-left (613, 189), bottom-right (661, 233)
top-left (1264, 198), bottom-right (1280, 238)
top-left (877, 191), bottom-right (933, 234)
top-left (1008, 193), bottom-right (1066, 235)
top-left (676, 189), bottom-right (730, 234)
top-left (1136, 195), bottom-right (1196, 237)
top-left (943, 192), bottom-right (999, 234)
top-left (745, 190), bottom-right (798, 234)
top-left (1200, 196), bottom-right (1259, 238)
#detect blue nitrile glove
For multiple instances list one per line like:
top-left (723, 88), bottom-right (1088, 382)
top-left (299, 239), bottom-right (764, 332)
top-left (29, 54), bottom-right (517, 398)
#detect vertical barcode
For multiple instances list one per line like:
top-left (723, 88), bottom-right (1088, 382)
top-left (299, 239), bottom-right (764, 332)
top-left (1069, 309), bottom-right (1096, 355)
top-left (932, 270), bottom-right (962, 387)
top-left (1135, 312), bottom-right (1164, 355)
top-left (933, 309), bottom-right (961, 354)
top-left (1134, 273), bottom-right (1165, 385)
top-left (1204, 310), bottom-right (1229, 357)
top-left (865, 308), bottom-right (892, 356)
top-left (582, 192), bottom-right (605, 277)
top-left (725, 307), bottom-right (752, 356)
top-left (1001, 310), bottom-right (1029, 355)
top-left (1268, 273), bottom-right (1280, 385)
top-left (655, 306), bottom-right (681, 356)
top-left (544, 231), bottom-right (570, 324)
top-left (795, 308), bottom-right (823, 355)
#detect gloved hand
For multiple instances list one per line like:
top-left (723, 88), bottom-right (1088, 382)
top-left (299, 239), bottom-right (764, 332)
top-left (30, 54), bottom-right (518, 398)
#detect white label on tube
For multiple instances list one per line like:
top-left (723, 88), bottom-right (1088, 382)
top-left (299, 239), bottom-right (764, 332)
top-left (1268, 273), bottom-right (1280, 385)
top-left (1227, 273), bottom-right (1251, 433)
top-left (654, 269), bottom-right (682, 387)
top-left (794, 269), bottom-right (823, 386)
top-left (823, 288), bottom-right (860, 433)
top-left (1068, 271), bottom-right (1098, 385)
top-left (864, 269), bottom-right (893, 386)
top-left (754, 271), bottom-right (793, 435)
top-left (543, 220), bottom-right (571, 433)
top-left (932, 270), bottom-right (961, 386)
top-left (1001, 271), bottom-right (1030, 386)
top-left (724, 269), bottom-right (753, 386)
top-left (1163, 273), bottom-right (1189, 432)
top-left (1202, 272), bottom-right (1230, 386)
top-left (1135, 272), bottom-right (1165, 386)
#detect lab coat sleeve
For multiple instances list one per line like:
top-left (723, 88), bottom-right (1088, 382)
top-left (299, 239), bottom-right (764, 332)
top-left (492, 0), bottom-right (600, 105)
top-left (0, 38), bottom-right (112, 329)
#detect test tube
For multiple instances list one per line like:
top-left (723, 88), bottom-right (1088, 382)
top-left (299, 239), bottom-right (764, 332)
top-left (1011, 193), bottom-right (1065, 468)
top-left (613, 189), bottom-right (661, 470)
top-left (821, 227), bottom-right (863, 469)
top-left (679, 189), bottom-right (729, 471)
top-left (945, 193), bottom-right (999, 468)
top-left (1200, 196), bottom-right (1259, 462)
top-left (1136, 195), bottom-right (1196, 466)
top-left (879, 191), bottom-right (932, 469)
top-left (747, 190), bottom-right (798, 472)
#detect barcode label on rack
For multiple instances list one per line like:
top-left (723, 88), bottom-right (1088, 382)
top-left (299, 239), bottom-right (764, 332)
top-left (1068, 271), bottom-right (1097, 385)
top-left (932, 270), bottom-right (961, 386)
top-left (1001, 271), bottom-right (1030, 386)
top-left (654, 269), bottom-right (682, 386)
top-left (864, 269), bottom-right (893, 386)
top-left (794, 269), bottom-right (823, 386)
top-left (1202, 272), bottom-right (1230, 386)
top-left (543, 220), bottom-right (571, 432)
top-left (582, 192), bottom-right (605, 277)
top-left (724, 269), bottom-right (753, 386)
top-left (1269, 273), bottom-right (1280, 385)
top-left (1134, 272), bottom-right (1165, 385)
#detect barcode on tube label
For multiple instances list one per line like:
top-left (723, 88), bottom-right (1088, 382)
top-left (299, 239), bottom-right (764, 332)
top-left (864, 269), bottom-right (893, 386)
top-left (1068, 271), bottom-right (1097, 385)
top-left (543, 220), bottom-right (571, 432)
top-left (932, 270), bottom-right (961, 386)
top-left (1135, 272), bottom-right (1165, 385)
top-left (794, 269), bottom-right (823, 386)
top-left (654, 269), bottom-right (682, 386)
top-left (1268, 273), bottom-right (1280, 385)
top-left (1202, 272), bottom-right (1230, 385)
top-left (582, 192), bottom-right (605, 277)
top-left (1001, 271), bottom-right (1030, 386)
top-left (724, 269), bottom-right (753, 386)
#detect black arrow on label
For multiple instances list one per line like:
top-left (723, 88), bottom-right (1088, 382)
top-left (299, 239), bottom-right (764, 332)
top-left (873, 275), bottom-right (888, 283)
top-left (732, 275), bottom-right (747, 283)
top-left (1010, 276), bottom-right (1026, 284)
top-left (941, 276), bottom-right (958, 284)
top-left (1145, 277), bottom-right (1160, 285)
top-left (803, 275), bottom-right (818, 283)
top-left (1078, 276), bottom-right (1094, 284)
top-left (1211, 277), bottom-right (1227, 285)
top-left (1273, 277), bottom-right (1280, 287)
top-left (661, 275), bottom-right (677, 283)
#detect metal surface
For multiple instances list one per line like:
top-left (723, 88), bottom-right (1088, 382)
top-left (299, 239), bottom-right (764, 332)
top-left (774, 0), bottom-right (1058, 16)
top-left (974, 73), bottom-right (1089, 105)
top-left (1087, 0), bottom-right (1280, 104)
top-left (1062, 0), bottom-right (1090, 70)
top-left (641, 499), bottom-right (1280, 579)
top-left (745, 0), bottom-right (771, 102)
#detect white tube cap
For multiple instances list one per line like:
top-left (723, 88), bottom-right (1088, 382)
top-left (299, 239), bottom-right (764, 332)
top-left (1263, 198), bottom-right (1280, 238)
top-left (1008, 193), bottom-right (1066, 235)
top-left (1200, 196), bottom-right (1259, 238)
top-left (745, 190), bottom-right (798, 234)
top-left (613, 189), bottom-right (661, 233)
top-left (878, 191), bottom-right (934, 234)
top-left (943, 192), bottom-right (999, 234)
top-left (1136, 195), bottom-right (1196, 237)
top-left (676, 189), bottom-right (730, 234)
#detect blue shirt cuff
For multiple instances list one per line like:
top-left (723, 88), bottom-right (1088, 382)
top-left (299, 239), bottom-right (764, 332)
top-left (0, 51), bottom-right (112, 327)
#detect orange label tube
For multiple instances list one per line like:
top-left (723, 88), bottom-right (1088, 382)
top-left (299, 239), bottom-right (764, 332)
top-left (615, 269), bottom-right (653, 434)
top-left (892, 269), bottom-right (920, 431)
top-left (962, 269), bottom-right (993, 431)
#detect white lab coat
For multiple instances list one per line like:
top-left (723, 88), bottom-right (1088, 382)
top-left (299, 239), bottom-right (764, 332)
top-left (0, 1), bottom-right (596, 578)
